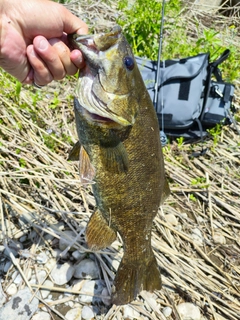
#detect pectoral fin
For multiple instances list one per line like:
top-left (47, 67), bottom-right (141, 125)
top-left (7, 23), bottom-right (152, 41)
top-left (100, 142), bottom-right (129, 173)
top-left (79, 146), bottom-right (95, 184)
top-left (86, 209), bottom-right (117, 250)
top-left (161, 178), bottom-right (170, 204)
top-left (68, 140), bottom-right (81, 161)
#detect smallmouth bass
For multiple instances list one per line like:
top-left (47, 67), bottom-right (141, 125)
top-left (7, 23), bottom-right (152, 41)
top-left (68, 25), bottom-right (170, 305)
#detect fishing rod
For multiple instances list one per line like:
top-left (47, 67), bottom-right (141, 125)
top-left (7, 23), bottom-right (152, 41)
top-left (153, 0), bottom-right (167, 146)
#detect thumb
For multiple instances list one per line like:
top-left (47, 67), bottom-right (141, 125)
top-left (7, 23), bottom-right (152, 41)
top-left (60, 6), bottom-right (88, 35)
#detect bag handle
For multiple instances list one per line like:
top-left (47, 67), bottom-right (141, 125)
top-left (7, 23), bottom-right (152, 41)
top-left (201, 49), bottom-right (231, 120)
top-left (209, 49), bottom-right (230, 82)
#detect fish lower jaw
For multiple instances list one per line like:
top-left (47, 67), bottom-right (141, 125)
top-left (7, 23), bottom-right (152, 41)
top-left (78, 102), bottom-right (131, 127)
top-left (81, 107), bottom-right (126, 129)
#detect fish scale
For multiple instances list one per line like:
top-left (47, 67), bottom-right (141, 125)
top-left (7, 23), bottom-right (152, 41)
top-left (68, 25), bottom-right (170, 305)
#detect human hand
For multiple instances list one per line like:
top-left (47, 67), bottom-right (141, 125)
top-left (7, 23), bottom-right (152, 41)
top-left (0, 0), bottom-right (88, 86)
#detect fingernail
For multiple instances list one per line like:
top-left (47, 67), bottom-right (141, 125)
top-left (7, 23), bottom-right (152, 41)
top-left (38, 38), bottom-right (48, 51)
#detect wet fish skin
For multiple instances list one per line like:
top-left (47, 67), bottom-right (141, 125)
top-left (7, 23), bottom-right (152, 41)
top-left (68, 25), bottom-right (170, 305)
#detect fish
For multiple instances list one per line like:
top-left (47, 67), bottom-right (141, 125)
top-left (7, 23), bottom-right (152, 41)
top-left (68, 25), bottom-right (170, 305)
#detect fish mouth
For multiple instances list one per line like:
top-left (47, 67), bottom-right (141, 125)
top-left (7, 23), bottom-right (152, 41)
top-left (74, 97), bottom-right (129, 128)
top-left (69, 25), bottom-right (122, 53)
top-left (69, 26), bottom-right (134, 127)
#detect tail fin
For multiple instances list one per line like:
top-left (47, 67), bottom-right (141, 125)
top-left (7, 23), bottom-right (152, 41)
top-left (112, 252), bottom-right (161, 305)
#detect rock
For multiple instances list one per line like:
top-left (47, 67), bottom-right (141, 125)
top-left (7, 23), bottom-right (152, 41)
top-left (65, 307), bottom-right (81, 320)
top-left (74, 259), bottom-right (99, 280)
top-left (4, 240), bottom-right (23, 257)
top-left (50, 262), bottom-right (75, 285)
top-left (0, 220), bottom-right (20, 240)
top-left (123, 305), bottom-right (140, 319)
top-left (36, 252), bottom-right (49, 264)
top-left (192, 228), bottom-right (204, 246)
top-left (13, 273), bottom-right (23, 285)
top-left (213, 233), bottom-right (226, 245)
top-left (72, 250), bottom-right (86, 261)
top-left (32, 311), bottom-right (51, 320)
top-left (19, 235), bottom-right (28, 243)
top-left (12, 268), bottom-right (32, 284)
top-left (82, 305), bottom-right (95, 320)
top-left (4, 260), bottom-right (12, 273)
top-left (40, 280), bottom-right (53, 299)
top-left (0, 287), bottom-right (39, 320)
top-left (45, 258), bottom-right (57, 272)
top-left (162, 306), bottom-right (173, 317)
top-left (0, 288), bottom-right (6, 308)
top-left (36, 270), bottom-right (47, 284)
top-left (165, 213), bottom-right (178, 226)
top-left (59, 230), bottom-right (77, 251)
top-left (6, 283), bottom-right (18, 296)
top-left (101, 287), bottom-right (111, 306)
top-left (110, 258), bottom-right (121, 271)
top-left (52, 248), bottom-right (69, 259)
top-left (78, 280), bottom-right (104, 304)
top-left (177, 302), bottom-right (201, 320)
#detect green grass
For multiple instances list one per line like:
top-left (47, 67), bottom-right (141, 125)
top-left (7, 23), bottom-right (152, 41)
top-left (117, 0), bottom-right (240, 82)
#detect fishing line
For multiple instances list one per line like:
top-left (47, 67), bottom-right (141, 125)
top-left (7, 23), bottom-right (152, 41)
top-left (153, 0), bottom-right (167, 146)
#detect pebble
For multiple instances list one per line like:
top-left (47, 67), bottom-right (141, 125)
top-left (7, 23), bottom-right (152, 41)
top-left (36, 270), bottom-right (47, 284)
top-left (13, 268), bottom-right (32, 285)
top-left (110, 258), bottom-right (121, 271)
top-left (0, 287), bottom-right (39, 320)
top-left (50, 262), bottom-right (75, 285)
top-left (52, 248), bottom-right (69, 259)
top-left (6, 283), bottom-right (18, 296)
top-left (4, 240), bottom-right (23, 257)
top-left (74, 259), bottom-right (99, 280)
top-left (0, 220), bottom-right (20, 240)
top-left (19, 235), bottom-right (27, 243)
top-left (177, 302), bottom-right (201, 320)
top-left (213, 233), bottom-right (226, 245)
top-left (65, 307), bottom-right (81, 320)
top-left (45, 258), bottom-right (58, 272)
top-left (0, 289), bottom-right (6, 308)
top-left (13, 273), bottom-right (23, 285)
top-left (82, 305), bottom-right (95, 320)
top-left (36, 252), bottom-right (49, 264)
top-left (59, 230), bottom-right (77, 251)
top-left (72, 250), bottom-right (86, 261)
top-left (165, 213), bottom-right (178, 226)
top-left (123, 305), bottom-right (140, 319)
top-left (78, 280), bottom-right (104, 304)
top-left (4, 260), bottom-right (12, 273)
top-left (40, 280), bottom-right (53, 299)
top-left (192, 228), bottom-right (204, 246)
top-left (101, 287), bottom-right (111, 306)
top-left (31, 311), bottom-right (51, 320)
top-left (162, 306), bottom-right (173, 317)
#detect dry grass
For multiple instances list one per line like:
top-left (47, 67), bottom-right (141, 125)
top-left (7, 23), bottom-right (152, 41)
top-left (0, 1), bottom-right (240, 319)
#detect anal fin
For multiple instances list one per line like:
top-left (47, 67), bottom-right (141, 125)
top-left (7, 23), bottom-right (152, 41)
top-left (86, 209), bottom-right (117, 250)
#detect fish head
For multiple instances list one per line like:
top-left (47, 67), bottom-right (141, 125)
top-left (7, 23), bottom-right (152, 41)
top-left (69, 26), bottom-right (141, 128)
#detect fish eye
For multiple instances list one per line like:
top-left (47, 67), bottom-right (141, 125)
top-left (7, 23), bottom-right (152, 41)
top-left (124, 56), bottom-right (134, 71)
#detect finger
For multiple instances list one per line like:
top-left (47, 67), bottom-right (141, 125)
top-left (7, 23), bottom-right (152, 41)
top-left (26, 45), bottom-right (53, 85)
top-left (48, 38), bottom-right (78, 76)
top-left (33, 36), bottom-right (66, 80)
top-left (70, 49), bottom-right (85, 69)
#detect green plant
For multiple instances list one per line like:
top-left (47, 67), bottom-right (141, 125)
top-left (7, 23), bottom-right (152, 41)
top-left (117, 0), bottom-right (240, 81)
top-left (176, 136), bottom-right (184, 147)
top-left (189, 193), bottom-right (197, 202)
top-left (207, 124), bottom-right (222, 145)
